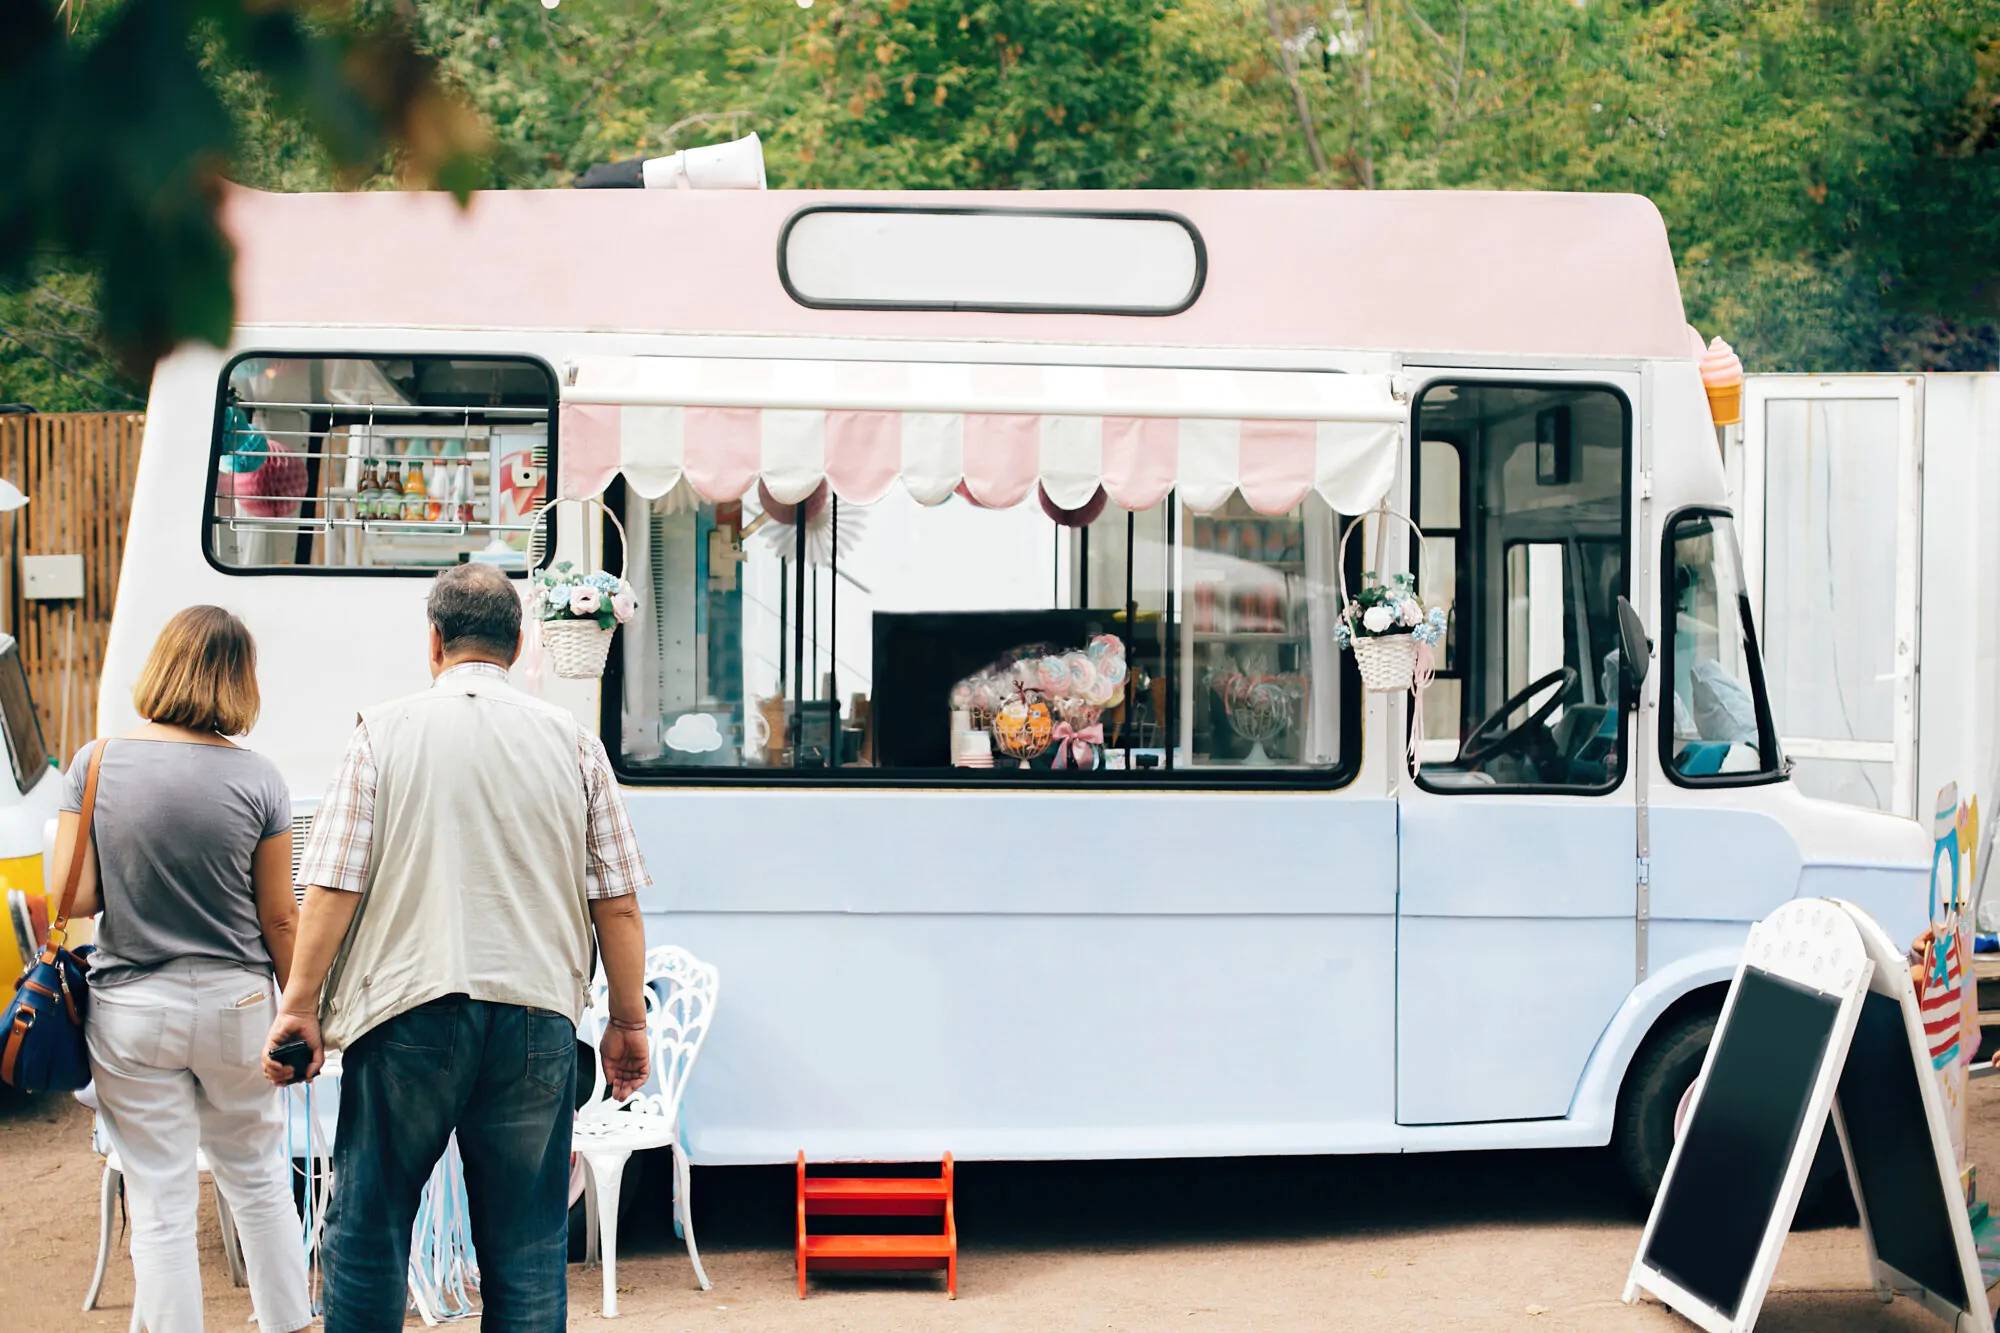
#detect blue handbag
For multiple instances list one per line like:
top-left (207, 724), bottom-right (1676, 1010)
top-left (1, 739), bottom-right (103, 1093)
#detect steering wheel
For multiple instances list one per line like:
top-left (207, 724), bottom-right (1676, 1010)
top-left (1458, 666), bottom-right (1578, 767)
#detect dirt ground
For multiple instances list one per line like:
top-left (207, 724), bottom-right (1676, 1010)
top-left (5, 1081), bottom-right (1996, 1333)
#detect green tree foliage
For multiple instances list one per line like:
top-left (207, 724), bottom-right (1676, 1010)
top-left (1, 0), bottom-right (487, 391)
top-left (1307, 0), bottom-right (2000, 370)
top-left (753, 0), bottom-right (1291, 188)
top-left (0, 265), bottom-right (144, 411)
top-left (6, 0), bottom-right (1999, 410)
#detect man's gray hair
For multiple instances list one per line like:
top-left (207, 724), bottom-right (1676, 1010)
top-left (429, 563), bottom-right (522, 658)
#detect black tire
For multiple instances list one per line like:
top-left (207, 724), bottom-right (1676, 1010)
top-left (1794, 1118), bottom-right (1855, 1226)
top-left (1615, 1008), bottom-right (1854, 1223)
top-left (1616, 1009), bottom-right (1715, 1205)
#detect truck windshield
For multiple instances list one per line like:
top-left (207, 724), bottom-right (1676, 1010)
top-left (0, 641), bottom-right (48, 794)
top-left (1663, 510), bottom-right (1781, 783)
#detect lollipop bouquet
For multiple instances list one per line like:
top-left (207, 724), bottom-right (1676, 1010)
top-left (950, 635), bottom-right (1127, 770)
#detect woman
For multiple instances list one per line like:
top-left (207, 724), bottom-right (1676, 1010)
top-left (57, 606), bottom-right (312, 1333)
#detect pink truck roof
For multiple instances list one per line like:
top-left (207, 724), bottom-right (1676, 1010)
top-left (223, 185), bottom-right (1689, 362)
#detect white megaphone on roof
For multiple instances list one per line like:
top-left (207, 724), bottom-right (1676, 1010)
top-left (641, 133), bottom-right (766, 190)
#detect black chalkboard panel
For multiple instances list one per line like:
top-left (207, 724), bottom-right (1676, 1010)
top-left (1643, 968), bottom-right (1840, 1320)
top-left (1837, 991), bottom-right (1971, 1312)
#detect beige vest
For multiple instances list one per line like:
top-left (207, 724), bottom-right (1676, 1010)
top-left (320, 670), bottom-right (592, 1049)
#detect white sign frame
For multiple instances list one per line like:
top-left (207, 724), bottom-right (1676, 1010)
top-left (1624, 898), bottom-right (1875, 1333)
top-left (1831, 899), bottom-right (1993, 1332)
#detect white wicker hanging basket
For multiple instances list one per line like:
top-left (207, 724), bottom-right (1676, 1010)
top-left (542, 618), bottom-right (617, 679)
top-left (530, 496), bottom-right (629, 680)
top-left (1335, 506), bottom-right (1435, 694)
top-left (1352, 634), bottom-right (1422, 692)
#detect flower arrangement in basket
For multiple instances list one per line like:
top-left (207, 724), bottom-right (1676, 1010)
top-left (951, 635), bottom-right (1128, 768)
top-left (1333, 507), bottom-right (1448, 694)
top-left (534, 562), bottom-right (637, 679)
top-left (1333, 569), bottom-right (1447, 690)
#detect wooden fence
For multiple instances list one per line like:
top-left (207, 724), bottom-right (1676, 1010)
top-left (0, 412), bottom-right (147, 763)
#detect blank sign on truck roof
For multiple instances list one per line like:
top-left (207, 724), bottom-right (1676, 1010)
top-left (777, 206), bottom-right (1206, 315)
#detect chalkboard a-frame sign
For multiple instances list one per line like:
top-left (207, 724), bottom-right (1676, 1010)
top-left (1623, 898), bottom-right (1993, 1333)
top-left (1834, 902), bottom-right (1993, 1331)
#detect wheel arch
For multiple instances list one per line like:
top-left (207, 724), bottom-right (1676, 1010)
top-left (1562, 947), bottom-right (1740, 1143)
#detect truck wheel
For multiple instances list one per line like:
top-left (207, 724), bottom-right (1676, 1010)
top-left (1616, 1008), bottom-right (1853, 1220)
top-left (1616, 1010), bottom-right (1714, 1204)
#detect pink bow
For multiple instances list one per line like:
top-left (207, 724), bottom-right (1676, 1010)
top-left (1052, 721), bottom-right (1104, 769)
top-left (1407, 641), bottom-right (1436, 775)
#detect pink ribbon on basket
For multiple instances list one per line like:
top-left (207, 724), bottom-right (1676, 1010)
top-left (1407, 639), bottom-right (1436, 775)
top-left (517, 584), bottom-right (550, 697)
top-left (1052, 721), bottom-right (1104, 769)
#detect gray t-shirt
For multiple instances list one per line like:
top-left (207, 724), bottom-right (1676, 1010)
top-left (61, 739), bottom-right (292, 988)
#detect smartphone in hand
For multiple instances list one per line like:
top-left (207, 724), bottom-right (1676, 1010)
top-left (269, 1038), bottom-right (313, 1085)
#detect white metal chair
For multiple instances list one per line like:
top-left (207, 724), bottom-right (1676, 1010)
top-left (80, 1067), bottom-right (341, 1331)
top-left (79, 1103), bottom-right (245, 1323)
top-left (573, 944), bottom-right (720, 1315)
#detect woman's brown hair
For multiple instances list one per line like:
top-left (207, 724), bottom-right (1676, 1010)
top-left (132, 606), bottom-right (260, 735)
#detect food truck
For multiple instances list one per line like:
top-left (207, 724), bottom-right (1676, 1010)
top-left (0, 633), bottom-right (62, 982)
top-left (101, 181), bottom-right (1931, 1201)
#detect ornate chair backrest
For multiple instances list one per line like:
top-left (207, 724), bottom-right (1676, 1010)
top-left (578, 944), bottom-right (720, 1127)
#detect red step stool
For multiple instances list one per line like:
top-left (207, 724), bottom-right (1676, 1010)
top-left (796, 1152), bottom-right (957, 1298)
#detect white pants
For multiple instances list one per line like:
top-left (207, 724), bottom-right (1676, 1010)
top-left (87, 959), bottom-right (313, 1333)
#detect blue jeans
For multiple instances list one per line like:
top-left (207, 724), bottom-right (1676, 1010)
top-left (322, 996), bottom-right (576, 1333)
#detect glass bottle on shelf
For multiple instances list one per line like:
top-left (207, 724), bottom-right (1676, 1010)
top-left (403, 447), bottom-right (429, 521)
top-left (384, 455), bottom-right (401, 521)
top-left (379, 451), bottom-right (401, 521)
top-left (427, 451), bottom-right (449, 521)
top-left (382, 447), bottom-right (402, 521)
top-left (442, 438), bottom-right (473, 522)
top-left (359, 457), bottom-right (383, 521)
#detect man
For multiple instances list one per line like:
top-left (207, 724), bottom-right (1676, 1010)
top-left (265, 562), bottom-right (653, 1332)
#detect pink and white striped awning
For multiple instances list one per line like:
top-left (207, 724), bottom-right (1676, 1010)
top-left (558, 356), bottom-right (1404, 516)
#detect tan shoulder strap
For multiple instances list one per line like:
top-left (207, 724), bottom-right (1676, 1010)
top-left (43, 739), bottom-right (105, 957)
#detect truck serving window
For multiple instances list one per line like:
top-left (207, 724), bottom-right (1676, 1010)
top-left (1410, 382), bottom-right (1631, 794)
top-left (609, 484), bottom-right (1360, 787)
top-left (1662, 509), bottom-right (1782, 784)
top-left (205, 355), bottom-right (553, 575)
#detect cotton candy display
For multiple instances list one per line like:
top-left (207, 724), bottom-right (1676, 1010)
top-left (948, 633), bottom-right (1127, 768)
top-left (1063, 652), bottom-right (1098, 698)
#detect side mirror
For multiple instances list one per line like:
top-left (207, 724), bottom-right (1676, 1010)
top-left (1616, 595), bottom-right (1651, 695)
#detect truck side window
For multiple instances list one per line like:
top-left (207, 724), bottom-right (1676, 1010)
top-left (1662, 509), bottom-right (1781, 783)
top-left (1411, 382), bottom-right (1630, 793)
top-left (613, 483), bottom-right (1361, 786)
top-left (205, 355), bottom-right (553, 574)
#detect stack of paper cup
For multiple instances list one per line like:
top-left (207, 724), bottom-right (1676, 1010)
top-left (949, 709), bottom-right (972, 766)
top-left (957, 730), bottom-right (993, 769)
top-left (1700, 334), bottom-right (1744, 426)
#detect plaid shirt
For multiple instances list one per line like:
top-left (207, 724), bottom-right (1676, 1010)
top-left (296, 662), bottom-right (648, 901)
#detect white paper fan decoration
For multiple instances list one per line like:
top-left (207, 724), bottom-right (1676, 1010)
top-left (755, 494), bottom-right (866, 567)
